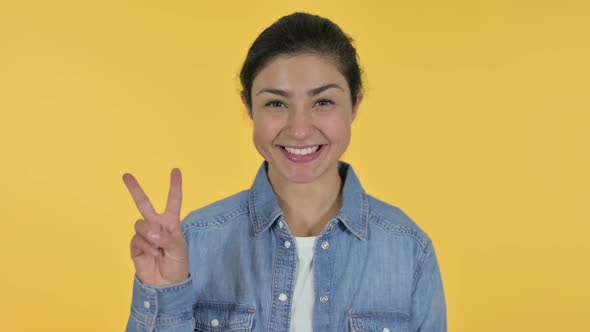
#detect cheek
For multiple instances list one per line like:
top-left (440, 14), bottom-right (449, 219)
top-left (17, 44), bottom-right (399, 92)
top-left (252, 116), bottom-right (280, 148)
top-left (319, 116), bottom-right (352, 144)
top-left (252, 123), bottom-right (266, 151)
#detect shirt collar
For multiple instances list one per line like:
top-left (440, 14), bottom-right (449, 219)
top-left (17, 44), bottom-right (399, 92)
top-left (248, 161), bottom-right (369, 240)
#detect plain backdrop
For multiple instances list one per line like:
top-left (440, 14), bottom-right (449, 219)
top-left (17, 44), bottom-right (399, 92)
top-left (1, 0), bottom-right (589, 330)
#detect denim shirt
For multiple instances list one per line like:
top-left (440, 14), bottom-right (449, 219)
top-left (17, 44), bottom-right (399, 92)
top-left (126, 161), bottom-right (446, 332)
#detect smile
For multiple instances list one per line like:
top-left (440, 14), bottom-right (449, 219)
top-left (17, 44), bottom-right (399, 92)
top-left (279, 144), bottom-right (325, 162)
top-left (283, 145), bottom-right (320, 155)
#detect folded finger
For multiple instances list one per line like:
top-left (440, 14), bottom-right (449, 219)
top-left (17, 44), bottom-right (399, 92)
top-left (134, 219), bottom-right (161, 246)
top-left (131, 233), bottom-right (159, 258)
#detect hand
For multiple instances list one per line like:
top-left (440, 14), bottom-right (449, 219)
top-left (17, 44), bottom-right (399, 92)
top-left (122, 168), bottom-right (189, 286)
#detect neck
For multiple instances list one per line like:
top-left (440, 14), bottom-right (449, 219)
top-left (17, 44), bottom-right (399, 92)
top-left (268, 164), bottom-right (343, 237)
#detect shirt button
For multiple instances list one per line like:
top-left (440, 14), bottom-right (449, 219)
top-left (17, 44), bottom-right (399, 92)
top-left (278, 221), bottom-right (284, 229)
top-left (284, 240), bottom-right (291, 248)
top-left (383, 328), bottom-right (391, 332)
top-left (279, 293), bottom-right (288, 302)
top-left (210, 319), bottom-right (219, 327)
top-left (319, 294), bottom-right (329, 303)
top-left (143, 301), bottom-right (150, 309)
top-left (321, 241), bottom-right (330, 250)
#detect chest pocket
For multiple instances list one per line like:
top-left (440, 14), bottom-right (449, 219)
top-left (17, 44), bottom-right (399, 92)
top-left (193, 302), bottom-right (256, 332)
top-left (349, 310), bottom-right (411, 332)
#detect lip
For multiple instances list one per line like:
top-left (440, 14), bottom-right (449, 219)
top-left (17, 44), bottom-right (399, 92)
top-left (281, 144), bottom-right (321, 149)
top-left (278, 144), bottom-right (326, 163)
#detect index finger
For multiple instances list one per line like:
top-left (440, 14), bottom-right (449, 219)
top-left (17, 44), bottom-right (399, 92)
top-left (122, 173), bottom-right (158, 219)
top-left (165, 168), bottom-right (182, 217)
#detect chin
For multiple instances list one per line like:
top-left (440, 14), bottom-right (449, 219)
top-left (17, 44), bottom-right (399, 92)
top-left (284, 173), bottom-right (319, 184)
top-left (279, 162), bottom-right (332, 185)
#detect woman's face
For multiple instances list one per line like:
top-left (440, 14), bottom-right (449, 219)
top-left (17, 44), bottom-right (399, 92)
top-left (246, 53), bottom-right (362, 184)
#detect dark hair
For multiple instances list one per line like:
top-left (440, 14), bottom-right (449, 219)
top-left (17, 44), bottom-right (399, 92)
top-left (239, 12), bottom-right (363, 110)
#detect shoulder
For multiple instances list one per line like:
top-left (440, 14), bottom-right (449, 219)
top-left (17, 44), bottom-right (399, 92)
top-left (181, 190), bottom-right (250, 231)
top-left (366, 194), bottom-right (432, 253)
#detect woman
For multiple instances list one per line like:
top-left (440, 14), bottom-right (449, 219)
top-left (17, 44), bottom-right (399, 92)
top-left (123, 12), bottom-right (446, 332)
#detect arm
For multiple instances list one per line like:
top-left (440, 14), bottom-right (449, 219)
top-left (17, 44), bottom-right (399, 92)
top-left (411, 242), bottom-right (447, 332)
top-left (125, 275), bottom-right (196, 332)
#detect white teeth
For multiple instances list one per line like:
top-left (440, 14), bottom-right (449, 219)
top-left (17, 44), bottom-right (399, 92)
top-left (284, 145), bottom-right (320, 156)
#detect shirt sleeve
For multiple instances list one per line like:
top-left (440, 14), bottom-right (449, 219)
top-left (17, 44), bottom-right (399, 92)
top-left (411, 242), bottom-right (447, 332)
top-left (125, 274), bottom-right (196, 332)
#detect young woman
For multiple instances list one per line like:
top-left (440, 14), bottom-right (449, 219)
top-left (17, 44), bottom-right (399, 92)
top-left (123, 12), bottom-right (446, 332)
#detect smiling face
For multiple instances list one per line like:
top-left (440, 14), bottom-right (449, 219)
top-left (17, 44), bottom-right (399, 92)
top-left (246, 53), bottom-right (362, 185)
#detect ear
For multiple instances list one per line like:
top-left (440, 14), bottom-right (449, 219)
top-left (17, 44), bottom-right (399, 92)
top-left (240, 93), bottom-right (252, 118)
top-left (351, 93), bottom-right (363, 123)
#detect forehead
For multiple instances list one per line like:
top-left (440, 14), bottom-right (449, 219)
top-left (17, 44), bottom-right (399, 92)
top-left (252, 54), bottom-right (348, 92)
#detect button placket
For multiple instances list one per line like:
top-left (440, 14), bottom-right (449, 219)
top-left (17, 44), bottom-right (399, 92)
top-left (279, 237), bottom-right (292, 305)
top-left (269, 215), bottom-right (299, 330)
top-left (269, 222), bottom-right (297, 330)
top-left (312, 233), bottom-right (333, 331)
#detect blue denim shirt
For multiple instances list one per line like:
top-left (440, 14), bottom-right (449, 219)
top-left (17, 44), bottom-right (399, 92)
top-left (126, 161), bottom-right (446, 332)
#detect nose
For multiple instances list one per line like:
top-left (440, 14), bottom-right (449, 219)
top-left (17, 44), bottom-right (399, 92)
top-left (285, 107), bottom-right (314, 140)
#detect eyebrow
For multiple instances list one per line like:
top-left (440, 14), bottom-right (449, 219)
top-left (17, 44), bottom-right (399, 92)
top-left (255, 83), bottom-right (343, 97)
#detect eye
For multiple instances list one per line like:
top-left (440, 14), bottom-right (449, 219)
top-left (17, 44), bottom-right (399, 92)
top-left (265, 100), bottom-right (287, 108)
top-left (314, 99), bottom-right (334, 107)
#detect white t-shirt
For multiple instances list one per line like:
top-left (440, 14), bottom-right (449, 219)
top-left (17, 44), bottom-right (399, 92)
top-left (290, 236), bottom-right (317, 332)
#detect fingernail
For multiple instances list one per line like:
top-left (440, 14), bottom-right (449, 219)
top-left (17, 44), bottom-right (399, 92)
top-left (149, 232), bottom-right (160, 240)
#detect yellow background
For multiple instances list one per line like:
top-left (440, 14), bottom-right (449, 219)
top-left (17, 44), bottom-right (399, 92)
top-left (1, 0), bottom-right (588, 330)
